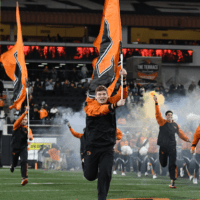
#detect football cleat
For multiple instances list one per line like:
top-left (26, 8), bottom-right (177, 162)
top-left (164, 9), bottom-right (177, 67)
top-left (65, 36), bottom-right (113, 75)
top-left (137, 172), bottom-right (141, 177)
top-left (121, 172), bottom-right (126, 176)
top-left (21, 178), bottom-right (28, 186)
top-left (145, 172), bottom-right (148, 176)
top-left (10, 165), bottom-right (14, 173)
top-left (169, 184), bottom-right (177, 189)
top-left (189, 175), bottom-right (194, 181)
top-left (193, 178), bottom-right (198, 184)
top-left (113, 171), bottom-right (117, 175)
top-left (153, 174), bottom-right (157, 179)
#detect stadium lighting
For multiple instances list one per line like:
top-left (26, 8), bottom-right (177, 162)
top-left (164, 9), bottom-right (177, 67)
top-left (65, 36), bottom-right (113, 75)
top-left (60, 63), bottom-right (66, 66)
top-left (55, 66), bottom-right (60, 68)
top-left (38, 65), bottom-right (44, 67)
top-left (25, 63), bottom-right (29, 65)
top-left (42, 63), bottom-right (47, 65)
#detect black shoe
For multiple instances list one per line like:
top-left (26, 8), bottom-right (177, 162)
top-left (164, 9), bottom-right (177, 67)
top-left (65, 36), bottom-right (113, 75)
top-left (10, 165), bottom-right (14, 173)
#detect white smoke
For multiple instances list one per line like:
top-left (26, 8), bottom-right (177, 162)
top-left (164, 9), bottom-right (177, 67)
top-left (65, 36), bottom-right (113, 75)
top-left (122, 89), bottom-right (200, 145)
top-left (54, 105), bottom-right (86, 169)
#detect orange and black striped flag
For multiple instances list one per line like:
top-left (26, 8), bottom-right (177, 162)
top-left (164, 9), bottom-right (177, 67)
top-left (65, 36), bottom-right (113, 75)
top-left (88, 0), bottom-right (122, 98)
top-left (0, 2), bottom-right (28, 110)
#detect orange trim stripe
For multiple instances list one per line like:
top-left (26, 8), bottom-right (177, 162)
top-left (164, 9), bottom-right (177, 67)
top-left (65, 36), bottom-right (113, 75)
top-left (175, 166), bottom-right (177, 179)
top-left (151, 166), bottom-right (155, 176)
top-left (26, 163), bottom-right (28, 177)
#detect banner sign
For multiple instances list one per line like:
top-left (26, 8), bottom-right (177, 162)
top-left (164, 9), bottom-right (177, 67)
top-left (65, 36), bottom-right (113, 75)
top-left (126, 56), bottom-right (162, 83)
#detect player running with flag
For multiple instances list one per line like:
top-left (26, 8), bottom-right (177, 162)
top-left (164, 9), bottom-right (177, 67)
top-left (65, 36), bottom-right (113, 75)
top-left (10, 106), bottom-right (33, 186)
top-left (83, 0), bottom-right (128, 199)
top-left (0, 2), bottom-right (32, 186)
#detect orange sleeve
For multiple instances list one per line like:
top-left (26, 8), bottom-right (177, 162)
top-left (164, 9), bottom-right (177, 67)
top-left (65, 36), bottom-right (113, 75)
top-left (13, 111), bottom-right (28, 130)
top-left (116, 128), bottom-right (123, 140)
top-left (155, 104), bottom-right (166, 126)
top-left (108, 86), bottom-right (128, 104)
top-left (84, 100), bottom-right (111, 117)
top-left (177, 124), bottom-right (189, 142)
top-left (69, 127), bottom-right (83, 139)
top-left (192, 125), bottom-right (200, 146)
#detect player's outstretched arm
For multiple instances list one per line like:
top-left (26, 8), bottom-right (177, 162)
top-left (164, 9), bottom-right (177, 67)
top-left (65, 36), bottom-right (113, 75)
top-left (116, 128), bottom-right (123, 140)
top-left (191, 125), bottom-right (200, 153)
top-left (13, 111), bottom-right (28, 130)
top-left (153, 95), bottom-right (165, 126)
top-left (67, 123), bottom-right (83, 139)
top-left (177, 125), bottom-right (190, 142)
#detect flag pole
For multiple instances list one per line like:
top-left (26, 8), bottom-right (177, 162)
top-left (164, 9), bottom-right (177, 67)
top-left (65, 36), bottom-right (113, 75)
top-left (121, 46), bottom-right (123, 100)
top-left (26, 87), bottom-right (29, 134)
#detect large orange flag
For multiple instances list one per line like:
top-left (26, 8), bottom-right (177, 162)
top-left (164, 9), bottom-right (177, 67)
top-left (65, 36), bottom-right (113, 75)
top-left (0, 2), bottom-right (28, 110)
top-left (88, 0), bottom-right (122, 98)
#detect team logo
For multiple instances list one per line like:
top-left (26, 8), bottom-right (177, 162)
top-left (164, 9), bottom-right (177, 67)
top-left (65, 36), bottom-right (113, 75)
top-left (13, 51), bottom-right (23, 102)
top-left (95, 18), bottom-right (114, 78)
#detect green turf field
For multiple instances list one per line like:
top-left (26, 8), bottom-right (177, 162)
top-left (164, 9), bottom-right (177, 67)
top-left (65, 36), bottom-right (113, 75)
top-left (0, 168), bottom-right (199, 200)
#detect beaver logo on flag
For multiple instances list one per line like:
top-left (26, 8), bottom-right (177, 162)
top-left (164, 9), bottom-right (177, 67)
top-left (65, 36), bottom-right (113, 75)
top-left (95, 19), bottom-right (114, 78)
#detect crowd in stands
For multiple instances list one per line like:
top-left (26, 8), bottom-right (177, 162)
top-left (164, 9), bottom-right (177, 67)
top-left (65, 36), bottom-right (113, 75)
top-left (1, 70), bottom-right (200, 125)
top-left (125, 80), bottom-right (200, 108)
top-left (36, 66), bottom-right (90, 82)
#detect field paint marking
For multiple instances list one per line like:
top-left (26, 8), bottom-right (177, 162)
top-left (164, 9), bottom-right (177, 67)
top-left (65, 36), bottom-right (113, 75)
top-left (0, 182), bottom-right (188, 186)
top-left (0, 189), bottom-right (199, 193)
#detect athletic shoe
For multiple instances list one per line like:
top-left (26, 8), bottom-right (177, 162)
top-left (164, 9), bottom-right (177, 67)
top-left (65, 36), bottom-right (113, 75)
top-left (180, 167), bottom-right (184, 177)
top-left (169, 184), bottom-right (177, 189)
top-left (121, 172), bottom-right (126, 176)
top-left (193, 178), bottom-right (198, 184)
top-left (21, 178), bottom-right (28, 186)
top-left (145, 172), bottom-right (148, 176)
top-left (153, 174), bottom-right (157, 179)
top-left (113, 171), bottom-right (117, 175)
top-left (189, 175), bottom-right (194, 181)
top-left (10, 165), bottom-right (14, 173)
top-left (137, 172), bottom-right (141, 177)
